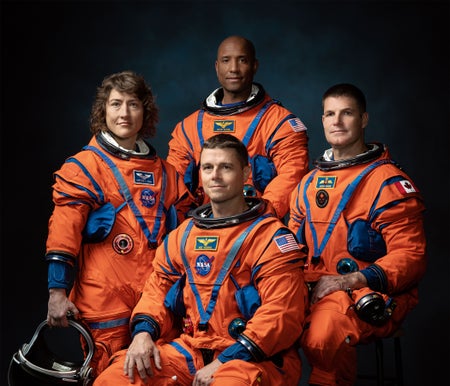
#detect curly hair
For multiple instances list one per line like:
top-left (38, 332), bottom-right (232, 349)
top-left (89, 70), bottom-right (159, 138)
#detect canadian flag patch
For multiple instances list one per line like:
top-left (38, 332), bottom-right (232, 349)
top-left (394, 179), bottom-right (416, 194)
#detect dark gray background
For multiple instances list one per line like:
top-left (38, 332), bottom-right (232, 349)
top-left (1, 0), bottom-right (449, 385)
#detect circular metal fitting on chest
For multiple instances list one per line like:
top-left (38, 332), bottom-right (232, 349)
top-left (336, 258), bottom-right (359, 274)
top-left (228, 318), bottom-right (247, 339)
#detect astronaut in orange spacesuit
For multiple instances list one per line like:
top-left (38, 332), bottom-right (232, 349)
top-left (45, 71), bottom-right (194, 378)
top-left (288, 83), bottom-right (427, 386)
top-left (94, 133), bottom-right (308, 386)
top-left (166, 35), bottom-right (309, 219)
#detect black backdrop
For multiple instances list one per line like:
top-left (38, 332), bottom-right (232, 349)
top-left (1, 1), bottom-right (449, 385)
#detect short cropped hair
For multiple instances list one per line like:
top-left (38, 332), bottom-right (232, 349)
top-left (217, 35), bottom-right (257, 63)
top-left (322, 83), bottom-right (367, 113)
top-left (201, 133), bottom-right (249, 168)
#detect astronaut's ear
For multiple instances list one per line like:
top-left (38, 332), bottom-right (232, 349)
top-left (243, 164), bottom-right (251, 181)
top-left (362, 111), bottom-right (369, 129)
top-left (253, 59), bottom-right (259, 74)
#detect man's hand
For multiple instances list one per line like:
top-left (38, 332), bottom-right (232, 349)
top-left (124, 332), bottom-right (160, 384)
top-left (311, 272), bottom-right (367, 304)
top-left (193, 358), bottom-right (222, 386)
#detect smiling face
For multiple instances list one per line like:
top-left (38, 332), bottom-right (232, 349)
top-left (215, 36), bottom-right (258, 104)
top-left (105, 89), bottom-right (144, 150)
top-left (200, 146), bottom-right (250, 215)
top-left (322, 95), bottom-right (369, 159)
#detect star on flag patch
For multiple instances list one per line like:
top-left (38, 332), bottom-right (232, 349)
top-left (394, 179), bottom-right (417, 194)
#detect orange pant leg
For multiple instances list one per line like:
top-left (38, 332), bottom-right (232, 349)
top-left (94, 342), bottom-right (301, 386)
top-left (301, 289), bottom-right (408, 386)
top-left (93, 341), bottom-right (201, 386)
top-left (301, 291), bottom-right (360, 386)
top-left (86, 324), bottom-right (131, 378)
top-left (212, 347), bottom-right (301, 386)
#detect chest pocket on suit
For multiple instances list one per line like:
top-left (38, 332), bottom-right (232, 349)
top-left (249, 154), bottom-right (277, 193)
top-left (347, 218), bottom-right (387, 262)
top-left (83, 201), bottom-right (120, 243)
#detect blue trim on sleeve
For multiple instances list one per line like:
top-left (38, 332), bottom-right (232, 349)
top-left (360, 264), bottom-right (387, 292)
top-left (131, 320), bottom-right (155, 340)
top-left (218, 342), bottom-right (253, 363)
top-left (131, 315), bottom-right (160, 341)
top-left (47, 260), bottom-right (74, 290)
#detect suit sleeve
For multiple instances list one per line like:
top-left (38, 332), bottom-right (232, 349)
top-left (241, 226), bottom-right (307, 358)
top-left (167, 118), bottom-right (195, 180)
top-left (261, 111), bottom-right (309, 218)
top-left (362, 178), bottom-right (427, 294)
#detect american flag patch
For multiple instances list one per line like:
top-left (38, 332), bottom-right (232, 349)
top-left (288, 117), bottom-right (307, 132)
top-left (394, 179), bottom-right (417, 194)
top-left (274, 233), bottom-right (299, 253)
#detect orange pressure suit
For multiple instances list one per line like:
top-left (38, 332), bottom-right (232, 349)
top-left (167, 83), bottom-right (309, 218)
top-left (94, 198), bottom-right (308, 386)
top-left (45, 133), bottom-right (193, 377)
top-left (288, 143), bottom-right (427, 386)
